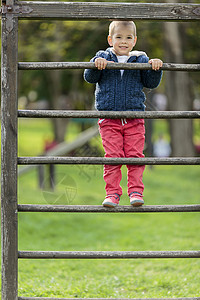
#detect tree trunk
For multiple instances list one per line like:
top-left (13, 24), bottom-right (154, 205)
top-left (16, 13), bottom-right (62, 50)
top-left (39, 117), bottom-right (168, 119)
top-left (47, 22), bottom-right (69, 143)
top-left (163, 0), bottom-right (195, 156)
top-left (48, 69), bottom-right (69, 143)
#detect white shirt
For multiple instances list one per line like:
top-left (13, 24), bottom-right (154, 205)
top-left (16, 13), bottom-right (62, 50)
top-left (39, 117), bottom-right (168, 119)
top-left (117, 55), bottom-right (129, 76)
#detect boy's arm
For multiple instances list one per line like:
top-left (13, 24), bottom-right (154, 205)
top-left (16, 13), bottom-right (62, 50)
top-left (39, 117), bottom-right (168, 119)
top-left (84, 53), bottom-right (109, 84)
top-left (140, 56), bottom-right (163, 89)
top-left (84, 60), bottom-right (102, 84)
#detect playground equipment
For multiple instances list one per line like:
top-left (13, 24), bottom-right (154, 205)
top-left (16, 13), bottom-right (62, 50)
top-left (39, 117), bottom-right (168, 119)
top-left (18, 124), bottom-right (99, 176)
top-left (1, 1), bottom-right (200, 300)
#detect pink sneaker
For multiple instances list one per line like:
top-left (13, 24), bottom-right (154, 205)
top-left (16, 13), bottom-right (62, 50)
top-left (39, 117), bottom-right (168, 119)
top-left (102, 194), bottom-right (120, 207)
top-left (129, 192), bottom-right (144, 207)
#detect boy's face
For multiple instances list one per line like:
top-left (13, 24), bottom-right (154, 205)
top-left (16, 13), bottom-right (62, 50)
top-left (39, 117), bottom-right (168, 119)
top-left (108, 24), bottom-right (137, 56)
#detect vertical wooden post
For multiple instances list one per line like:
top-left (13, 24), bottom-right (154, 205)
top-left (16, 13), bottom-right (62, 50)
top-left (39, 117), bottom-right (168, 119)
top-left (1, 4), bottom-right (18, 300)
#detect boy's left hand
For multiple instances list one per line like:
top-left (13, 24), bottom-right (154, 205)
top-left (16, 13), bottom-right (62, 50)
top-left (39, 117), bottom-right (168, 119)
top-left (149, 59), bottom-right (163, 71)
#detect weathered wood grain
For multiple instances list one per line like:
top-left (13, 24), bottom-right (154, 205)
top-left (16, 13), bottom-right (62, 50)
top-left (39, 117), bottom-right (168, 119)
top-left (18, 204), bottom-right (200, 213)
top-left (17, 156), bottom-right (200, 165)
top-left (1, 15), bottom-right (18, 300)
top-left (8, 2), bottom-right (200, 21)
top-left (18, 62), bottom-right (200, 71)
top-left (18, 110), bottom-right (200, 119)
top-left (18, 250), bottom-right (200, 259)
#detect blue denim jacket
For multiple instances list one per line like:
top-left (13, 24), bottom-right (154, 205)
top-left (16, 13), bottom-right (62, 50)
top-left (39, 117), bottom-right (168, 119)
top-left (84, 48), bottom-right (162, 111)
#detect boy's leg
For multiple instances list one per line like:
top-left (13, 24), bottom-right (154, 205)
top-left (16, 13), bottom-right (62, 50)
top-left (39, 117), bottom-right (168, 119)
top-left (123, 119), bottom-right (145, 196)
top-left (98, 119), bottom-right (124, 197)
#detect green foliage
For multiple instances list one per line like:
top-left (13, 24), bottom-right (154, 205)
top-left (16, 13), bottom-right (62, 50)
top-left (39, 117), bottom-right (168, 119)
top-left (18, 20), bottom-right (109, 106)
top-left (18, 10), bottom-right (200, 107)
top-left (17, 5), bottom-right (200, 147)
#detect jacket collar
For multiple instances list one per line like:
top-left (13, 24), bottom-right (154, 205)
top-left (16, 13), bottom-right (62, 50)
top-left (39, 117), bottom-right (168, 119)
top-left (106, 47), bottom-right (147, 62)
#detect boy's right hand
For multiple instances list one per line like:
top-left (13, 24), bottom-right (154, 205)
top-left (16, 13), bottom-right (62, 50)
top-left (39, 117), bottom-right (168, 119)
top-left (95, 57), bottom-right (108, 70)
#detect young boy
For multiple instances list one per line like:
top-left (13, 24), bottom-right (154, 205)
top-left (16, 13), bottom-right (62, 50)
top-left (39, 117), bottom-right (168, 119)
top-left (84, 21), bottom-right (163, 207)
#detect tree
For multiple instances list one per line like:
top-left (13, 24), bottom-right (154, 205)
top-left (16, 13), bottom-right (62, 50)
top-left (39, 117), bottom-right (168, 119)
top-left (163, 0), bottom-right (195, 156)
top-left (18, 20), bottom-right (109, 142)
top-left (17, 6), bottom-right (199, 148)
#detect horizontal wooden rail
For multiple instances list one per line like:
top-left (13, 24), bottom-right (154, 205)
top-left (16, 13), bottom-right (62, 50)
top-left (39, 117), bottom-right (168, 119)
top-left (18, 297), bottom-right (200, 300)
top-left (17, 156), bottom-right (200, 165)
top-left (18, 204), bottom-right (200, 213)
top-left (18, 62), bottom-right (200, 71)
top-left (18, 250), bottom-right (200, 259)
top-left (2, 2), bottom-right (200, 21)
top-left (18, 110), bottom-right (200, 119)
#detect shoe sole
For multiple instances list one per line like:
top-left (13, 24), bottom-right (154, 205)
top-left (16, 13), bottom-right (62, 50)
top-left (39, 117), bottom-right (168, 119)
top-left (130, 199), bottom-right (144, 207)
top-left (102, 201), bottom-right (118, 208)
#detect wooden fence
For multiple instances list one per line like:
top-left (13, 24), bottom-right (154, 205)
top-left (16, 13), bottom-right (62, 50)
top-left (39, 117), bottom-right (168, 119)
top-left (1, 1), bottom-right (200, 300)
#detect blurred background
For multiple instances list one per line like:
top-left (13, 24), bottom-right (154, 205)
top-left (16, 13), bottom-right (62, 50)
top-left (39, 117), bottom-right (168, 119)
top-left (17, 0), bottom-right (200, 160)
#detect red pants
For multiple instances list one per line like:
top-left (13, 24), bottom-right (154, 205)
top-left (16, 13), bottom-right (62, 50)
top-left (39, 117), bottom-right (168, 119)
top-left (98, 118), bottom-right (145, 197)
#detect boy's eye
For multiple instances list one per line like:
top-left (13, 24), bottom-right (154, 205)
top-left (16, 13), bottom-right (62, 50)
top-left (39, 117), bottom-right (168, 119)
top-left (127, 36), bottom-right (132, 39)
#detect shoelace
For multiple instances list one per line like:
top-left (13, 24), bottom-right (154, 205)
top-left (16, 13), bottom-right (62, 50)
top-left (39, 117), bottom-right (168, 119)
top-left (129, 192), bottom-right (143, 198)
top-left (121, 118), bottom-right (127, 126)
top-left (106, 194), bottom-right (120, 201)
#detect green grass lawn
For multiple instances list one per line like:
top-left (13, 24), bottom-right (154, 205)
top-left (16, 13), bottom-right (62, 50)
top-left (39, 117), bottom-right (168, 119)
top-left (18, 164), bottom-right (200, 298)
top-left (5, 119), bottom-right (200, 298)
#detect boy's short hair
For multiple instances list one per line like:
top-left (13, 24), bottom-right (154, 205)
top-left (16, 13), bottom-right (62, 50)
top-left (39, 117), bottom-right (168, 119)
top-left (109, 21), bottom-right (137, 37)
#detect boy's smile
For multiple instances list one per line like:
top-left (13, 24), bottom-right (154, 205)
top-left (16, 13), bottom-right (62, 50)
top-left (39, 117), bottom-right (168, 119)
top-left (108, 24), bottom-right (137, 56)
